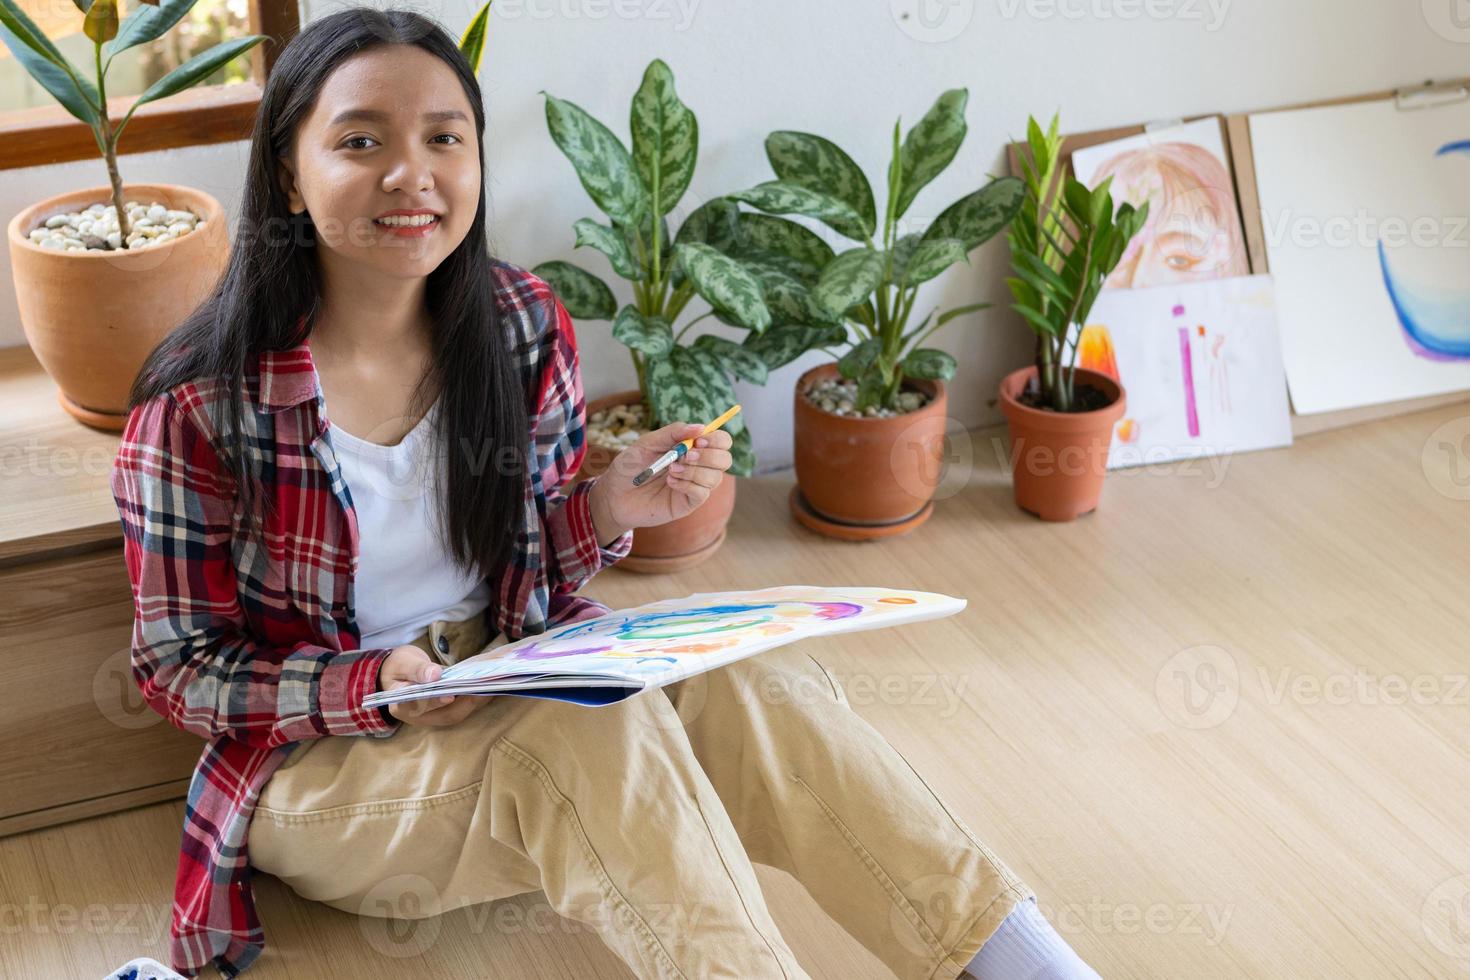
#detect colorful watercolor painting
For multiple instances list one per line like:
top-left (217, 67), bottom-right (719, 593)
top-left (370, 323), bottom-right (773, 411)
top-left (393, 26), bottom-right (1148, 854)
top-left (1250, 97), bottom-right (1470, 413)
top-left (364, 586), bottom-right (967, 708)
top-left (1080, 276), bottom-right (1291, 469)
top-left (1071, 118), bottom-right (1250, 290)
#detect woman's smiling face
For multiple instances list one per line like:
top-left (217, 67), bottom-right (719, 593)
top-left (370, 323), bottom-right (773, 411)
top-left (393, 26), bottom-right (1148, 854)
top-left (278, 44), bottom-right (480, 278)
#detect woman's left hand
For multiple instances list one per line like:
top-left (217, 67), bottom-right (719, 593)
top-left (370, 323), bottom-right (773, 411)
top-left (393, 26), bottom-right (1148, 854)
top-left (591, 422), bottom-right (734, 532)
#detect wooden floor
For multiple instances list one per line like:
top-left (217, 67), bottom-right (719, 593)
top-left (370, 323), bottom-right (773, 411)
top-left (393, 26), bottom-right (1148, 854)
top-left (4, 402), bottom-right (1470, 980)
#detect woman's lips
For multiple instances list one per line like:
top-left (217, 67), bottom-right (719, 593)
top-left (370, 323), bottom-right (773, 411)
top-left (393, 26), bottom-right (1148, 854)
top-left (374, 215), bottom-right (441, 238)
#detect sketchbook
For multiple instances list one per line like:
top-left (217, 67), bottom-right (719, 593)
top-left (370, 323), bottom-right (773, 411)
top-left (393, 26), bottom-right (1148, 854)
top-left (362, 586), bottom-right (966, 709)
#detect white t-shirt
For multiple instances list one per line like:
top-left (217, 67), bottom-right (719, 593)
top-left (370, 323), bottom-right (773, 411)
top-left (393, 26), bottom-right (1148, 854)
top-left (326, 393), bottom-right (492, 650)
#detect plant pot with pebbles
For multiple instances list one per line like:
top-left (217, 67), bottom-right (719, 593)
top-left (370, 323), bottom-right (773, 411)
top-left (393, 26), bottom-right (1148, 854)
top-left (791, 362), bottom-right (948, 540)
top-left (2, 1), bottom-right (265, 430)
top-left (7, 185), bottom-right (230, 429)
top-left (570, 391), bottom-right (737, 574)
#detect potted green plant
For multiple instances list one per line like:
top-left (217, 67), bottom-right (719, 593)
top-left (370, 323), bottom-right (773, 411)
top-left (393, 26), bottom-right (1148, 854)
top-left (1000, 112), bottom-right (1149, 521)
top-left (533, 58), bottom-right (778, 572)
top-left (723, 88), bottom-right (1023, 538)
top-left (2, 0), bottom-right (267, 429)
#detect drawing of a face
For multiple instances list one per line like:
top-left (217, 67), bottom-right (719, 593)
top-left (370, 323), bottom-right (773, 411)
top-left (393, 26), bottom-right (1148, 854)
top-left (1091, 143), bottom-right (1250, 288)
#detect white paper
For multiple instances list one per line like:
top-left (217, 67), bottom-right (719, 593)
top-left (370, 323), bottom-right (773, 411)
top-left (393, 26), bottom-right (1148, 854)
top-left (1076, 275), bottom-right (1292, 469)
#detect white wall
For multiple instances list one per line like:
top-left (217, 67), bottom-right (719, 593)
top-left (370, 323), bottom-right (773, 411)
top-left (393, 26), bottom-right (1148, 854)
top-left (5, 0), bottom-right (1466, 472)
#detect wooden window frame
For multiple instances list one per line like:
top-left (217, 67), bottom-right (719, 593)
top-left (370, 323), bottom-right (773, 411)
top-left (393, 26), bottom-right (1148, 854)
top-left (0, 0), bottom-right (298, 170)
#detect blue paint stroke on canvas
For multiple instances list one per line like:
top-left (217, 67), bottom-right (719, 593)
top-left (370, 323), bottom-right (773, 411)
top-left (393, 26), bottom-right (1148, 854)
top-left (1377, 139), bottom-right (1470, 361)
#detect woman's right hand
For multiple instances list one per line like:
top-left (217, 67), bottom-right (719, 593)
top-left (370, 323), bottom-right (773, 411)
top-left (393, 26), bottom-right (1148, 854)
top-left (377, 644), bottom-right (486, 727)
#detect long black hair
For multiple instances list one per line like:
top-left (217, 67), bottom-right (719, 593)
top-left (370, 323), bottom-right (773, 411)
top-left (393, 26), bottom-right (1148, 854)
top-left (128, 7), bottom-right (528, 584)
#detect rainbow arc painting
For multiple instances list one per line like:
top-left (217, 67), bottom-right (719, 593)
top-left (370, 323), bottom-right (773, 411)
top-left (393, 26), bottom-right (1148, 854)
top-left (363, 586), bottom-right (966, 709)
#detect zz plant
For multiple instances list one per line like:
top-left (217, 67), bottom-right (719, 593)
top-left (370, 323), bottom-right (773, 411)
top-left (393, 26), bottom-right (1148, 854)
top-left (723, 88), bottom-right (1025, 413)
top-left (1006, 113), bottom-right (1149, 412)
top-left (533, 58), bottom-right (770, 476)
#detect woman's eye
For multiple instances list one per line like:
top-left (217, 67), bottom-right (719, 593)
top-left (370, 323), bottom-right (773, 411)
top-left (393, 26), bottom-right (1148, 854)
top-left (432, 133), bottom-right (462, 145)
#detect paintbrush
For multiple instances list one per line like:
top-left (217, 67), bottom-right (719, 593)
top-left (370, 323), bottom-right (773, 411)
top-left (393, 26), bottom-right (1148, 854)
top-left (632, 404), bottom-right (742, 487)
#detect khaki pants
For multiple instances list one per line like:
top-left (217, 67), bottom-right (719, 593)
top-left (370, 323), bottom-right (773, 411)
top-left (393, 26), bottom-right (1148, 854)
top-left (248, 611), bottom-right (1032, 980)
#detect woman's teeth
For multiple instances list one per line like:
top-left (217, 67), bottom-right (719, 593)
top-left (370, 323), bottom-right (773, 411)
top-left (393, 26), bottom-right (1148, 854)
top-left (376, 214), bottom-right (439, 227)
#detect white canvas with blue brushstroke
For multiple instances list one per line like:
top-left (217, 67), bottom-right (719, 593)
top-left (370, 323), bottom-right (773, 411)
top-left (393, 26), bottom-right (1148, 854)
top-left (1249, 97), bottom-right (1470, 413)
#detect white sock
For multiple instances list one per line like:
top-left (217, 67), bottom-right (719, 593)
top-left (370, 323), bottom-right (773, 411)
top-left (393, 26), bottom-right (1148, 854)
top-left (961, 898), bottom-right (1100, 980)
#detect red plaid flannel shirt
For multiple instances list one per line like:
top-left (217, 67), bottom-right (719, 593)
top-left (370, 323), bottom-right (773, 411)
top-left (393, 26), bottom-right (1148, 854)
top-left (109, 260), bottom-right (634, 977)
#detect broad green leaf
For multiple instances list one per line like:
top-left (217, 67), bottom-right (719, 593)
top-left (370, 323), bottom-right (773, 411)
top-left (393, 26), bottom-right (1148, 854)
top-left (574, 218), bottom-right (641, 280)
top-left (674, 242), bottom-right (770, 332)
top-left (838, 337), bottom-right (881, 380)
top-left (458, 0), bottom-right (491, 74)
top-left (0, 0), bottom-right (99, 123)
top-left (108, 0), bottom-right (195, 60)
top-left (855, 370), bottom-right (887, 409)
top-left (675, 197), bottom-right (740, 251)
top-left (630, 58), bottom-right (697, 215)
top-left (612, 305), bottom-right (673, 356)
top-left (729, 247), bottom-right (821, 288)
top-left (727, 425), bottom-right (754, 477)
top-left (903, 348), bottom-right (957, 381)
top-left (646, 350), bottom-right (717, 429)
top-left (531, 260), bottom-right (616, 320)
top-left (693, 333), bottom-right (768, 385)
top-left (671, 197), bottom-right (738, 288)
top-left (923, 177), bottom-right (1025, 250)
top-left (889, 234), bottom-right (923, 284)
top-left (733, 212), bottom-right (834, 279)
top-left (896, 88), bottom-right (968, 218)
top-left (121, 36), bottom-right (265, 133)
top-left (812, 247), bottom-right (885, 319)
top-left (682, 346), bottom-right (744, 433)
top-left (743, 322), bottom-right (843, 371)
top-left (901, 237), bottom-right (967, 286)
top-left (727, 180), bottom-right (867, 242)
top-left (543, 92), bottom-right (649, 227)
top-left (765, 131), bottom-right (875, 238)
top-left (742, 262), bottom-right (836, 326)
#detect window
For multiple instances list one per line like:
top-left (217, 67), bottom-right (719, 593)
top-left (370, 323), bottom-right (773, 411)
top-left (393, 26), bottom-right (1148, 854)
top-left (0, 0), bottom-right (298, 170)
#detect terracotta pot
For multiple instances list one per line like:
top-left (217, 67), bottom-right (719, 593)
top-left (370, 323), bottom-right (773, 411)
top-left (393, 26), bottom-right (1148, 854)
top-left (791, 361), bottom-right (947, 539)
top-left (996, 365), bottom-right (1126, 522)
top-left (572, 388), bottom-right (736, 574)
top-left (7, 184), bottom-right (230, 430)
